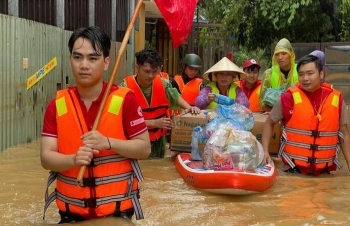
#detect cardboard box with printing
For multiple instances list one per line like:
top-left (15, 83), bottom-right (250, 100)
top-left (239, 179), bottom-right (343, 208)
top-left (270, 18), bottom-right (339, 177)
top-left (170, 111), bottom-right (207, 152)
top-left (251, 113), bottom-right (282, 155)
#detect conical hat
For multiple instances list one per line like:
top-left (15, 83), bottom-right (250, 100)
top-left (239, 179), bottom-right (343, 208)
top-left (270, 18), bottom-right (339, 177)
top-left (203, 57), bottom-right (247, 81)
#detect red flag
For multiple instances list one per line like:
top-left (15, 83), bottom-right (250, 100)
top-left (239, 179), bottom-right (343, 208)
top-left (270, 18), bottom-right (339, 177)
top-left (154, 0), bottom-right (198, 49)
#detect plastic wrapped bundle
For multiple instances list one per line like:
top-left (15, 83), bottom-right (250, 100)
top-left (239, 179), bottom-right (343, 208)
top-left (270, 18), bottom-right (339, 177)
top-left (202, 117), bottom-right (245, 138)
top-left (191, 126), bottom-right (209, 160)
top-left (204, 111), bottom-right (218, 122)
top-left (263, 85), bottom-right (286, 107)
top-left (202, 129), bottom-right (232, 170)
top-left (214, 104), bottom-right (254, 131)
top-left (202, 128), bottom-right (263, 171)
top-left (224, 144), bottom-right (256, 171)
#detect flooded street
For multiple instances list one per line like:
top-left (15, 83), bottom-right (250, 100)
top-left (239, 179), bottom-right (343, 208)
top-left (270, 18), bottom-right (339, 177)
top-left (1, 140), bottom-right (350, 226)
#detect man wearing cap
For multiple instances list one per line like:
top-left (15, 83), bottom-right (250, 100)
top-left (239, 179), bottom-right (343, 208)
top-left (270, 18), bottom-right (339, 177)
top-left (236, 59), bottom-right (263, 112)
top-left (259, 38), bottom-right (299, 112)
top-left (195, 57), bottom-right (249, 109)
top-left (171, 53), bottom-right (205, 106)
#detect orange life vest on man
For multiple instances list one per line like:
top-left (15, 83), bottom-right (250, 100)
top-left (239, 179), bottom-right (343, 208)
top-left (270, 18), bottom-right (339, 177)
top-left (279, 84), bottom-right (342, 175)
top-left (159, 72), bottom-right (169, 80)
top-left (236, 80), bottom-right (262, 112)
top-left (44, 87), bottom-right (144, 220)
top-left (173, 75), bottom-right (202, 106)
top-left (124, 75), bottom-right (169, 141)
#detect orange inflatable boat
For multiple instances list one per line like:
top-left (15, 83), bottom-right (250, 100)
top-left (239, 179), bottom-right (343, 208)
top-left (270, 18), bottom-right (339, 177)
top-left (175, 153), bottom-right (277, 195)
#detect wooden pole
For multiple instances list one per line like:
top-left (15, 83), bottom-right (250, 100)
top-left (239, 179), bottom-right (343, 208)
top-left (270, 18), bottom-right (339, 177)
top-left (76, 0), bottom-right (144, 186)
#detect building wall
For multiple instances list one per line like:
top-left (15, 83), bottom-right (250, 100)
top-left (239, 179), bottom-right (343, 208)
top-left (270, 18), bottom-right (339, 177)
top-left (0, 14), bottom-right (63, 151)
top-left (0, 14), bottom-right (130, 152)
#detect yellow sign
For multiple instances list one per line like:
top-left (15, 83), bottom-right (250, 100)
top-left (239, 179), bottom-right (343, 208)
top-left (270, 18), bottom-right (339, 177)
top-left (26, 57), bottom-right (57, 90)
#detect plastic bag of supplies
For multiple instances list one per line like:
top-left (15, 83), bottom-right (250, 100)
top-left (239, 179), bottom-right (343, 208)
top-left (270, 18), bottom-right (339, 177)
top-left (263, 84), bottom-right (286, 107)
top-left (202, 127), bottom-right (264, 171)
top-left (191, 126), bottom-right (209, 160)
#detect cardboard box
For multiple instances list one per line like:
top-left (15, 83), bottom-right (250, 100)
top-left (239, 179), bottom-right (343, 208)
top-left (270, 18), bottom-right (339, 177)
top-left (170, 111), bottom-right (282, 155)
top-left (251, 113), bottom-right (282, 155)
top-left (170, 111), bottom-right (207, 152)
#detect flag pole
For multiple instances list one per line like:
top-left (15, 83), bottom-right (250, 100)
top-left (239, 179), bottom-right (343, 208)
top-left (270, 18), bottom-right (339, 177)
top-left (76, 0), bottom-right (144, 186)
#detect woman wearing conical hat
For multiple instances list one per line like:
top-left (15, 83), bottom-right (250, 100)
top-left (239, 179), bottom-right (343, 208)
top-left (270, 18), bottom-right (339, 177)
top-left (195, 57), bottom-right (250, 110)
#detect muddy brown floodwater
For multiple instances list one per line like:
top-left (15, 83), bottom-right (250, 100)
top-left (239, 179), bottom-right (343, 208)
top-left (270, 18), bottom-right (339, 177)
top-left (1, 140), bottom-right (350, 226)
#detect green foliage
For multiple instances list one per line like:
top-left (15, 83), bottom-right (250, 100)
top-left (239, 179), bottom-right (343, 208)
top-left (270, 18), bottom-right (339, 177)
top-left (340, 0), bottom-right (350, 40)
top-left (200, 0), bottom-right (349, 49)
top-left (145, 28), bottom-right (157, 50)
top-left (197, 0), bottom-right (350, 75)
top-left (233, 47), bottom-right (271, 73)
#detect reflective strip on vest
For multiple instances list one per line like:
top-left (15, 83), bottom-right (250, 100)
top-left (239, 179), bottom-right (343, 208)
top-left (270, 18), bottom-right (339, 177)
top-left (56, 97), bottom-right (68, 116)
top-left (284, 140), bottom-right (338, 150)
top-left (58, 171), bottom-right (134, 187)
top-left (284, 127), bottom-right (338, 137)
top-left (279, 127), bottom-right (343, 170)
top-left (44, 189), bottom-right (143, 220)
top-left (280, 85), bottom-right (342, 172)
top-left (108, 95), bottom-right (123, 115)
top-left (43, 156), bottom-right (144, 220)
top-left (281, 152), bottom-right (343, 169)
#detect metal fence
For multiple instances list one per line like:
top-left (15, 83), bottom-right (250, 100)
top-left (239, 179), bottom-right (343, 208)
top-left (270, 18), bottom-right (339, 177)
top-left (0, 14), bottom-right (130, 152)
top-left (64, 0), bottom-right (89, 32)
top-left (0, 14), bottom-right (63, 151)
top-left (0, 0), bottom-right (8, 14)
top-left (115, 0), bottom-right (128, 42)
top-left (18, 0), bottom-right (57, 26)
top-left (95, 0), bottom-right (112, 39)
top-left (187, 23), bottom-right (229, 74)
top-left (2, 0), bottom-right (129, 42)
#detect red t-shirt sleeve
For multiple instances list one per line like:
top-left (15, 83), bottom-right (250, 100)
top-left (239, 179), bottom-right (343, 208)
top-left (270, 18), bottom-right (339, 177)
top-left (42, 99), bottom-right (58, 137)
top-left (280, 91), bottom-right (294, 125)
top-left (122, 91), bottom-right (148, 139)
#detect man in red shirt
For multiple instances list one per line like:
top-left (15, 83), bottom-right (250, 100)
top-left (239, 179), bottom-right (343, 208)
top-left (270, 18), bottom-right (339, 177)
top-left (236, 59), bottom-right (263, 112)
top-left (41, 26), bottom-right (150, 223)
top-left (262, 54), bottom-right (350, 176)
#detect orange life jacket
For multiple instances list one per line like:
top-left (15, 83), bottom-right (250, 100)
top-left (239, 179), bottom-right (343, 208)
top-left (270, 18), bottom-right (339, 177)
top-left (159, 72), bottom-right (169, 80)
top-left (236, 81), bottom-right (262, 112)
top-left (43, 87), bottom-right (144, 220)
top-left (173, 75), bottom-right (202, 105)
top-left (279, 84), bottom-right (342, 175)
top-left (124, 75), bottom-right (169, 141)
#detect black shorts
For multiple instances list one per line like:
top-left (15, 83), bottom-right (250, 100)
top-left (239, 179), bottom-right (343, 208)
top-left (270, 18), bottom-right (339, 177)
top-left (58, 209), bottom-right (134, 224)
